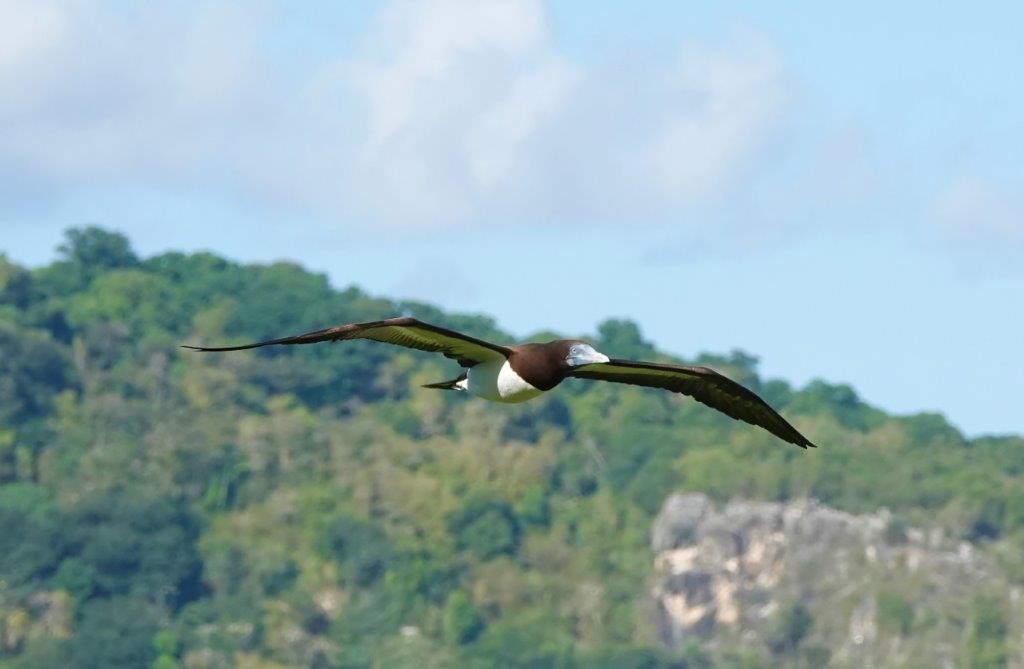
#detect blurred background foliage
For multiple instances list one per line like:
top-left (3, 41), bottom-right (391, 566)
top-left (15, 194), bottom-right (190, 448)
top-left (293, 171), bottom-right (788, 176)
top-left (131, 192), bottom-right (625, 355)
top-left (0, 228), bottom-right (1020, 668)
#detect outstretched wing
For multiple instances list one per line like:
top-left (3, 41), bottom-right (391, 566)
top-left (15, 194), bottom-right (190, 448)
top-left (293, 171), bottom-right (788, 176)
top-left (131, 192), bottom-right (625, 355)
top-left (182, 316), bottom-right (511, 367)
top-left (567, 359), bottom-right (814, 448)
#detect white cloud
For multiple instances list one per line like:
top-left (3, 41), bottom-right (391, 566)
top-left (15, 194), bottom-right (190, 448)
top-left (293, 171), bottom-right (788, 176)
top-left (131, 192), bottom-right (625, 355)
top-left (932, 177), bottom-right (1024, 247)
top-left (465, 61), bottom-right (579, 190)
top-left (334, 0), bottom-right (582, 226)
top-left (0, 1), bottom-right (792, 232)
top-left (0, 1), bottom-right (68, 80)
top-left (352, 0), bottom-right (548, 147)
top-left (0, 1), bottom-right (277, 183)
top-left (646, 37), bottom-right (788, 206)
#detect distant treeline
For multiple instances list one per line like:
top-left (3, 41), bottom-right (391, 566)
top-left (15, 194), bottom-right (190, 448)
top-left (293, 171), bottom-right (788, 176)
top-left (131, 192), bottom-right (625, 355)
top-left (0, 228), bottom-right (1019, 668)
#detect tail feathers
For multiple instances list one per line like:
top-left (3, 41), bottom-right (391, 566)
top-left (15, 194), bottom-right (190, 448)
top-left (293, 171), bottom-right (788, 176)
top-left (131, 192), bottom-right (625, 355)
top-left (422, 374), bottom-right (468, 391)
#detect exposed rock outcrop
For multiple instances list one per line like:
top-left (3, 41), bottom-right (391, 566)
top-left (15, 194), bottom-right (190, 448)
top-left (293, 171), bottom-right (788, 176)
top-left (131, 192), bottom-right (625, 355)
top-left (652, 493), bottom-right (1022, 668)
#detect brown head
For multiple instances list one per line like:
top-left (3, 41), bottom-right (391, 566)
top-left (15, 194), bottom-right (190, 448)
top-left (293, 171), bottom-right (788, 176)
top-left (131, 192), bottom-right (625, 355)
top-left (507, 339), bottom-right (610, 391)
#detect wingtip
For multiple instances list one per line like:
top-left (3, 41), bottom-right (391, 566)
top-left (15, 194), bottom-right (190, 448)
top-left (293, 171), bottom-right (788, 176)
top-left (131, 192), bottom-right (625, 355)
top-left (180, 344), bottom-right (220, 352)
top-left (180, 342), bottom-right (257, 352)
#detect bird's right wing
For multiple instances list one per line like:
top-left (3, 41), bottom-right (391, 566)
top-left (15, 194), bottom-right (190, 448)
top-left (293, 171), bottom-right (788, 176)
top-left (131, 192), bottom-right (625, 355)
top-left (182, 316), bottom-right (511, 367)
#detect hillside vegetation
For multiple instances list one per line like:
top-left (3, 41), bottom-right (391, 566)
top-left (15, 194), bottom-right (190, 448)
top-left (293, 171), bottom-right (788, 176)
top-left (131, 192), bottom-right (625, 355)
top-left (0, 228), bottom-right (1021, 668)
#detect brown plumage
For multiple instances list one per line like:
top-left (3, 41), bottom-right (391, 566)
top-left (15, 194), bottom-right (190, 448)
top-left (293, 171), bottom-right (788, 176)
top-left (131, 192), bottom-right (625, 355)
top-left (183, 316), bottom-right (815, 449)
top-left (566, 359), bottom-right (814, 448)
top-left (181, 316), bottom-right (510, 368)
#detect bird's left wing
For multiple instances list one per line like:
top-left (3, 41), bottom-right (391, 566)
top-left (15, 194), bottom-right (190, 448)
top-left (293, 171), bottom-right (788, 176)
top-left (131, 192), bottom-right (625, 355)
top-left (567, 359), bottom-right (815, 448)
top-left (182, 316), bottom-right (511, 367)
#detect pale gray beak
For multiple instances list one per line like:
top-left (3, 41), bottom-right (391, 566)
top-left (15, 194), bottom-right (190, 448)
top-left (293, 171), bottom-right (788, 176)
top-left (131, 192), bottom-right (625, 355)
top-left (567, 344), bottom-right (610, 367)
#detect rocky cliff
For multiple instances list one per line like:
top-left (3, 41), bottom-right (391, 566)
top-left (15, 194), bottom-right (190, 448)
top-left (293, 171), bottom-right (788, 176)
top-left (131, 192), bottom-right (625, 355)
top-left (651, 494), bottom-right (1023, 668)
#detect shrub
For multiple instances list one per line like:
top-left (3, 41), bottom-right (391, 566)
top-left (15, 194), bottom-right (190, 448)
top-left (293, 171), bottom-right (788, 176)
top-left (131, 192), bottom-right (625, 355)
top-left (444, 591), bottom-right (484, 645)
top-left (319, 514), bottom-right (394, 587)
top-left (448, 499), bottom-right (521, 560)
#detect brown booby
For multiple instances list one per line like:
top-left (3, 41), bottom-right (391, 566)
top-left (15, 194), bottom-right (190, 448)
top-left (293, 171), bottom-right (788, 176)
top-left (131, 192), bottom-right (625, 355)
top-left (183, 317), bottom-right (815, 448)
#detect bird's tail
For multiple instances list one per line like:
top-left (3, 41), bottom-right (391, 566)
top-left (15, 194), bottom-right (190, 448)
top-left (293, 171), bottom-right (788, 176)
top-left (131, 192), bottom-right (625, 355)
top-left (422, 373), bottom-right (468, 391)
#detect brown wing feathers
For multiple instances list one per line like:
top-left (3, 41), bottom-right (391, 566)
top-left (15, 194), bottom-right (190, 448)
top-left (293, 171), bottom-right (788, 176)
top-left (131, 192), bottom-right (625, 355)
top-left (182, 316), bottom-right (511, 366)
top-left (568, 359), bottom-right (814, 449)
top-left (184, 317), bottom-right (813, 448)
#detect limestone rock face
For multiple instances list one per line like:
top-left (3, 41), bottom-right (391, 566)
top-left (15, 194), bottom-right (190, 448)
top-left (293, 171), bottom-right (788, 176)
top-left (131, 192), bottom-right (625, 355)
top-left (651, 493), bottom-right (1022, 668)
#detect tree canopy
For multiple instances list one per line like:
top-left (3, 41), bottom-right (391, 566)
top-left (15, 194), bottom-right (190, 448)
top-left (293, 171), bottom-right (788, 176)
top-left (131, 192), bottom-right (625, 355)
top-left (0, 227), bottom-right (1020, 667)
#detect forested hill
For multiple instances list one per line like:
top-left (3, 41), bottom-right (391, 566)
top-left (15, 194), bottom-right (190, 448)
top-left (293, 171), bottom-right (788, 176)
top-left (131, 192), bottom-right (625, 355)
top-left (1, 227), bottom-right (1021, 668)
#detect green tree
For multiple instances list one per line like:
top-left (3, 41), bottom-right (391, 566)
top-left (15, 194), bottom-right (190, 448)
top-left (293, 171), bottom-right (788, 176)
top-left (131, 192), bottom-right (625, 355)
top-left (444, 591), bottom-right (484, 645)
top-left (966, 596), bottom-right (1008, 668)
top-left (516, 485), bottom-right (551, 528)
top-left (67, 597), bottom-right (160, 668)
top-left (66, 269), bottom-right (180, 335)
top-left (448, 499), bottom-right (521, 560)
top-left (58, 226), bottom-right (138, 276)
top-left (469, 609), bottom-right (574, 669)
top-left (5, 639), bottom-right (70, 669)
top-left (38, 226), bottom-right (139, 295)
top-left (0, 484), bottom-right (66, 592)
top-left (0, 253), bottom-right (32, 310)
top-left (0, 323), bottom-right (71, 426)
top-left (876, 591), bottom-right (914, 636)
top-left (319, 514), bottom-right (394, 587)
top-left (596, 319), bottom-right (656, 360)
top-left (67, 495), bottom-right (203, 608)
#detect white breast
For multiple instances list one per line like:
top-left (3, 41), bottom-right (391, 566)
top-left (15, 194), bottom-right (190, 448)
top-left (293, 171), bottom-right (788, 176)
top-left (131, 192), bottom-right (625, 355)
top-left (466, 360), bottom-right (543, 403)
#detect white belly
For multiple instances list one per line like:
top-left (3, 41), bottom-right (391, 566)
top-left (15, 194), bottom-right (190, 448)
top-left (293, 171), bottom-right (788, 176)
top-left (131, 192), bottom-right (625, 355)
top-left (466, 360), bottom-right (543, 403)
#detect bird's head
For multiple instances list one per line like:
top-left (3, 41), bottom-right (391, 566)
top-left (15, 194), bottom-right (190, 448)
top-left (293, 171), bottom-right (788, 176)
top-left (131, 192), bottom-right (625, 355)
top-left (562, 340), bottom-right (610, 368)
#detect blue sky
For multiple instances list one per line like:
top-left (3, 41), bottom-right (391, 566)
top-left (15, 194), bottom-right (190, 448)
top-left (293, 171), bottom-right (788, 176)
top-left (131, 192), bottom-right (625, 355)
top-left (2, 1), bottom-right (1022, 436)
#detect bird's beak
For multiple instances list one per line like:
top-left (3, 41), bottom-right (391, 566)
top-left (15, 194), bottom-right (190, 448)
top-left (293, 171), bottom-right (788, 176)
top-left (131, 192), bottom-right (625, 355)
top-left (567, 344), bottom-right (610, 367)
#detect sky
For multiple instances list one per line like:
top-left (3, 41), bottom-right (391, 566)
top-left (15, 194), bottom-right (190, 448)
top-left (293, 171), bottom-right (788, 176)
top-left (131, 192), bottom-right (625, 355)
top-left (1, 1), bottom-right (1022, 436)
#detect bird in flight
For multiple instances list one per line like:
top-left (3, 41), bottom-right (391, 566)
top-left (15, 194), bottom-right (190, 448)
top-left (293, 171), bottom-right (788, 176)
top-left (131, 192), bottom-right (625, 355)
top-left (183, 317), bottom-right (815, 448)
